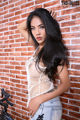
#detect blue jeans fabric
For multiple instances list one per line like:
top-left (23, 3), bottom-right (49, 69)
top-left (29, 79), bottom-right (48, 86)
top-left (30, 96), bottom-right (62, 120)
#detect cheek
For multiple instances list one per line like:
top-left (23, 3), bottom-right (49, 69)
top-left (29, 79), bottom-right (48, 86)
top-left (32, 31), bottom-right (35, 37)
top-left (43, 31), bottom-right (46, 38)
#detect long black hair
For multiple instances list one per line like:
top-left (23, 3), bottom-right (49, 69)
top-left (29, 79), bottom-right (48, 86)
top-left (27, 8), bottom-right (69, 81)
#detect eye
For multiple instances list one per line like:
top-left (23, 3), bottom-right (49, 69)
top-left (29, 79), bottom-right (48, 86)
top-left (31, 27), bottom-right (35, 30)
top-left (40, 25), bottom-right (45, 29)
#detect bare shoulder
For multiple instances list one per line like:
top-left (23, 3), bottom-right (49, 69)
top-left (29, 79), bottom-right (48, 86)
top-left (57, 64), bottom-right (69, 81)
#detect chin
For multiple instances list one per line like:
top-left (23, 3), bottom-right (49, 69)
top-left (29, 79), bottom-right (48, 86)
top-left (38, 41), bottom-right (45, 45)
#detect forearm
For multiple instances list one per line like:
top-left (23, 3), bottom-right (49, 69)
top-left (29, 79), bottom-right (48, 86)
top-left (39, 82), bottom-right (70, 104)
top-left (17, 20), bottom-right (33, 44)
top-left (17, 20), bottom-right (27, 30)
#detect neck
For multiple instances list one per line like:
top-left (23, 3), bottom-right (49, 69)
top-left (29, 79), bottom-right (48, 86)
top-left (34, 45), bottom-right (43, 57)
top-left (39, 45), bottom-right (43, 51)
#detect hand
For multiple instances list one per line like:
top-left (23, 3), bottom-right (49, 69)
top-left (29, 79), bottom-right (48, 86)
top-left (28, 96), bottom-right (42, 117)
top-left (48, 8), bottom-right (56, 18)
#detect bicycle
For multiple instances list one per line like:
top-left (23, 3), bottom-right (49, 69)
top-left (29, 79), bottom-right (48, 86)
top-left (0, 88), bottom-right (14, 120)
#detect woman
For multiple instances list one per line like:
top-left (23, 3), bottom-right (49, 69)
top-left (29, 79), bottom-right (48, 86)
top-left (17, 8), bottom-right (70, 120)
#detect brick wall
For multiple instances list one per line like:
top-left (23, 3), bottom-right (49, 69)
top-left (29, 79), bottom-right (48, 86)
top-left (0, 0), bottom-right (80, 120)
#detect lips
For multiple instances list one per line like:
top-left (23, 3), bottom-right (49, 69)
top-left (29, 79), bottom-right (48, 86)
top-left (36, 37), bottom-right (42, 40)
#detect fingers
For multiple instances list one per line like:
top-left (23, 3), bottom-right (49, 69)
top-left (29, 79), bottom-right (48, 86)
top-left (48, 8), bottom-right (56, 18)
top-left (29, 108), bottom-right (34, 117)
top-left (51, 11), bottom-right (56, 17)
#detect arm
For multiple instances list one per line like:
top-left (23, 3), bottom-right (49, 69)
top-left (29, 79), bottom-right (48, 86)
top-left (39, 64), bottom-right (70, 103)
top-left (28, 64), bottom-right (70, 116)
top-left (17, 20), bottom-right (35, 46)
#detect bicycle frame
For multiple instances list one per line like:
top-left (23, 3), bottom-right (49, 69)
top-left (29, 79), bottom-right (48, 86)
top-left (0, 88), bottom-right (14, 120)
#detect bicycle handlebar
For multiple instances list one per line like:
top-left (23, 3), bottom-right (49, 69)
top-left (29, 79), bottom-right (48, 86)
top-left (0, 88), bottom-right (13, 107)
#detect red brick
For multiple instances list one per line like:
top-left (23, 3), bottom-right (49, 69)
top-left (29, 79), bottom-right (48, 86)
top-left (44, 0), bottom-right (59, 7)
top-left (62, 33), bottom-right (80, 38)
top-left (35, 0), bottom-right (50, 4)
top-left (0, 77), bottom-right (9, 81)
top-left (11, 111), bottom-right (21, 118)
top-left (0, 16), bottom-right (3, 21)
top-left (15, 38), bottom-right (27, 43)
top-left (70, 88), bottom-right (80, 94)
top-left (61, 27), bottom-right (70, 33)
top-left (11, 94), bottom-right (21, 100)
top-left (62, 114), bottom-right (78, 120)
top-left (16, 84), bottom-right (27, 89)
top-left (15, 10), bottom-right (25, 16)
top-left (16, 117), bottom-right (23, 120)
top-left (0, 1), bottom-right (8, 7)
top-left (9, 16), bottom-right (21, 21)
top-left (5, 65), bottom-right (15, 69)
top-left (0, 10), bottom-right (8, 16)
top-left (10, 61), bottom-right (20, 66)
top-left (16, 75), bottom-right (26, 80)
top-left (62, 109), bottom-right (68, 114)
top-left (0, 81), bottom-right (4, 84)
top-left (69, 70), bottom-right (80, 76)
top-left (16, 108), bottom-right (26, 115)
top-left (62, 103), bottom-right (79, 112)
top-left (4, 48), bottom-right (15, 52)
top-left (21, 52), bottom-right (33, 56)
top-left (72, 52), bottom-right (80, 57)
top-left (3, 69), bottom-right (9, 73)
top-left (10, 70), bottom-right (20, 74)
top-left (69, 111), bottom-right (80, 118)
top-left (4, 13), bottom-right (14, 18)
top-left (9, 7), bottom-right (20, 12)
top-left (10, 52), bottom-right (21, 56)
top-left (0, 27), bottom-right (8, 32)
top-left (21, 42), bottom-right (29, 47)
top-left (67, 45), bottom-right (80, 50)
top-left (0, 7), bottom-right (3, 12)
top-left (60, 97), bottom-right (68, 103)
top-left (61, 19), bottom-right (80, 27)
top-left (21, 2), bottom-right (34, 9)
top-left (71, 64), bottom-right (80, 70)
top-left (22, 115), bottom-right (30, 120)
top-left (69, 100), bottom-right (80, 106)
top-left (14, 104), bottom-right (22, 109)
top-left (21, 62), bottom-right (26, 66)
top-left (71, 26), bottom-right (80, 31)
top-left (21, 71), bottom-right (27, 75)
top-left (15, 66), bottom-right (25, 70)
top-left (63, 39), bottom-right (70, 44)
top-left (15, 0), bottom-right (26, 6)
top-left (21, 12), bottom-right (30, 18)
top-left (62, 93), bottom-right (80, 100)
top-left (16, 100), bottom-right (27, 106)
top-left (69, 57), bottom-right (80, 63)
top-left (15, 47), bottom-right (27, 52)
top-left (57, 15), bottom-right (70, 22)
top-left (15, 57), bottom-right (26, 61)
top-left (61, 7), bottom-right (80, 15)
top-left (70, 77), bottom-right (80, 82)
top-left (72, 13), bottom-right (80, 19)
top-left (4, 4), bottom-right (14, 10)
top-left (6, 22), bottom-right (15, 26)
top-left (9, 26), bottom-right (17, 30)
top-left (10, 79), bottom-right (20, 84)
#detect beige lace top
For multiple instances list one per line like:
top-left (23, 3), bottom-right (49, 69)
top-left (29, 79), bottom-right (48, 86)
top-left (26, 47), bottom-right (54, 106)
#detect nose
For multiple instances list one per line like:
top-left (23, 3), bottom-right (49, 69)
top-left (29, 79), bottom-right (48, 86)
top-left (36, 28), bottom-right (40, 35)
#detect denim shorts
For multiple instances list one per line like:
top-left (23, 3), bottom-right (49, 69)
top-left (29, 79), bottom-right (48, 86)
top-left (30, 96), bottom-right (62, 120)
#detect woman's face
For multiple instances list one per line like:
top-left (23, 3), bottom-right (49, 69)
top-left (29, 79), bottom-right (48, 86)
top-left (31, 16), bottom-right (46, 46)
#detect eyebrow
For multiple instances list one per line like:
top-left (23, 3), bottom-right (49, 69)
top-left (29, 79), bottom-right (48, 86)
top-left (31, 24), bottom-right (44, 27)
